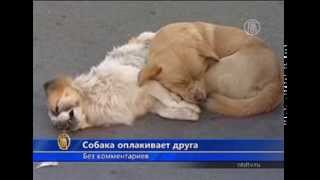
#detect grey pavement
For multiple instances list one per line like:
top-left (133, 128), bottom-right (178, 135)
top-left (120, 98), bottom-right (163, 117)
top-left (33, 1), bottom-right (284, 180)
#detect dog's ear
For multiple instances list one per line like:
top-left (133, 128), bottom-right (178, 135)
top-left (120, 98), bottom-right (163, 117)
top-left (197, 41), bottom-right (220, 63)
top-left (138, 65), bottom-right (162, 86)
top-left (43, 77), bottom-right (71, 96)
top-left (43, 79), bottom-right (55, 96)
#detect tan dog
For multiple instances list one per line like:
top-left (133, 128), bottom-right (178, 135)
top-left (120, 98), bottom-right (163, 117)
top-left (138, 22), bottom-right (283, 117)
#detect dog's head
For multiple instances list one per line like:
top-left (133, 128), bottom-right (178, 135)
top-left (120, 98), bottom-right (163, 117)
top-left (138, 42), bottom-right (219, 104)
top-left (43, 77), bottom-right (85, 131)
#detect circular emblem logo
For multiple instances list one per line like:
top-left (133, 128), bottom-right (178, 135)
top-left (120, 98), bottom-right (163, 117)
top-left (243, 19), bottom-right (261, 36)
top-left (57, 132), bottom-right (71, 151)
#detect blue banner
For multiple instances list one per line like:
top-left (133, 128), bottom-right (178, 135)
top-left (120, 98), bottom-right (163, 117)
top-left (33, 139), bottom-right (283, 162)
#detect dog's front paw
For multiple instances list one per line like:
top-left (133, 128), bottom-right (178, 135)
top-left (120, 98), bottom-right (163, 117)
top-left (179, 101), bottom-right (201, 113)
top-left (188, 111), bottom-right (200, 121)
top-left (168, 92), bottom-right (200, 113)
top-left (169, 92), bottom-right (182, 102)
top-left (177, 108), bottom-right (199, 121)
top-left (190, 103), bottom-right (201, 113)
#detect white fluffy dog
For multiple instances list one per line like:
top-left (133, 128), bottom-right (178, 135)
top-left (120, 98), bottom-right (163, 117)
top-left (43, 32), bottom-right (200, 131)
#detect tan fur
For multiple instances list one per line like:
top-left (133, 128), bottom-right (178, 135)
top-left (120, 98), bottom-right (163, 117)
top-left (44, 77), bottom-right (79, 115)
top-left (138, 22), bottom-right (283, 117)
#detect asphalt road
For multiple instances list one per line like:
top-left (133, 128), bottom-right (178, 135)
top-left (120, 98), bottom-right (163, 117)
top-left (33, 1), bottom-right (284, 180)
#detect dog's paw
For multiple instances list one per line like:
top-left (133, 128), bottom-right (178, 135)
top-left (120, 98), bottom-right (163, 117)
top-left (169, 92), bottom-right (182, 102)
top-left (168, 93), bottom-right (200, 113)
top-left (179, 101), bottom-right (201, 113)
top-left (176, 108), bottom-right (199, 121)
top-left (187, 111), bottom-right (200, 121)
top-left (190, 103), bottom-right (201, 113)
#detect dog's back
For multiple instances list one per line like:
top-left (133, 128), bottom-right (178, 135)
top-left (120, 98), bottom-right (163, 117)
top-left (71, 32), bottom-right (156, 125)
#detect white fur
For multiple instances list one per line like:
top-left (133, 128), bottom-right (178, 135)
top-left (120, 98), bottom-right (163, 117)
top-left (50, 32), bottom-right (200, 131)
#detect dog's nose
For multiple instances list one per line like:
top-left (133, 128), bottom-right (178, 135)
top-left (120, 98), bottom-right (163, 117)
top-left (194, 93), bottom-right (206, 103)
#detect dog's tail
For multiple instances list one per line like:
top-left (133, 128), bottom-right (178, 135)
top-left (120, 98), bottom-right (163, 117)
top-left (205, 75), bottom-right (283, 117)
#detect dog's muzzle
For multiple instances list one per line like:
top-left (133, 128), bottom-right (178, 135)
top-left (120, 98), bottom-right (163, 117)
top-left (49, 110), bottom-right (78, 131)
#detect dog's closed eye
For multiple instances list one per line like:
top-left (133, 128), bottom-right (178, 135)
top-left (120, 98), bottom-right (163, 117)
top-left (69, 110), bottom-right (74, 118)
top-left (50, 106), bottom-right (59, 116)
top-left (61, 101), bottom-right (79, 112)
